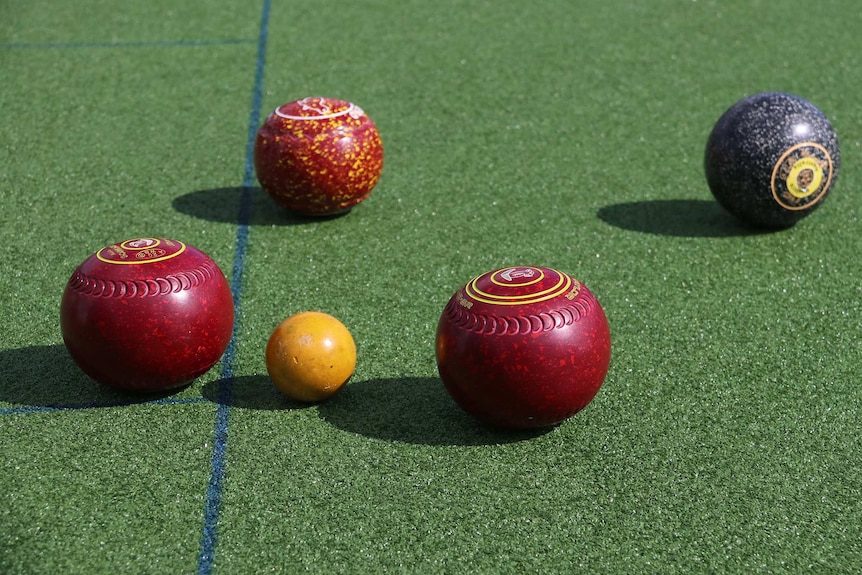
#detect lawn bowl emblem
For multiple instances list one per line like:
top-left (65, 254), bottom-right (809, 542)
top-left (499, 267), bottom-right (536, 282)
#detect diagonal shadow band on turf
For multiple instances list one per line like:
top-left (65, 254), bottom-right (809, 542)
top-left (0, 343), bottom-right (208, 414)
top-left (596, 199), bottom-right (777, 238)
top-left (173, 186), bottom-right (351, 227)
top-left (316, 377), bottom-right (553, 446)
top-left (199, 376), bottom-right (551, 446)
top-left (195, 1), bottom-right (271, 573)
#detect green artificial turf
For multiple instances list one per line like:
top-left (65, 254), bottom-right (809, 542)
top-left (2, 0), bottom-right (862, 573)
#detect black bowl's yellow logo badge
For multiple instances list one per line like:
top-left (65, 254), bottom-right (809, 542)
top-left (771, 143), bottom-right (834, 211)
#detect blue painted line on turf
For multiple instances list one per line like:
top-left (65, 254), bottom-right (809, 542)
top-left (0, 38), bottom-right (254, 50)
top-left (196, 1), bottom-right (270, 573)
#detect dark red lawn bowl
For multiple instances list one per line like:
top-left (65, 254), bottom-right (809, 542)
top-left (60, 238), bottom-right (235, 392)
top-left (436, 266), bottom-right (611, 429)
top-left (253, 96), bottom-right (384, 216)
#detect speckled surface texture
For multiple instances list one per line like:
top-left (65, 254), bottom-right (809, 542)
top-left (253, 96), bottom-right (384, 216)
top-left (60, 238), bottom-right (234, 391)
top-left (705, 92), bottom-right (840, 228)
top-left (436, 267), bottom-right (611, 429)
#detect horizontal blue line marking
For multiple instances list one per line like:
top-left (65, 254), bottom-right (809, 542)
top-left (0, 396), bottom-right (209, 416)
top-left (0, 38), bottom-right (255, 50)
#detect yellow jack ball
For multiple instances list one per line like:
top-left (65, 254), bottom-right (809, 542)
top-left (265, 311), bottom-right (357, 402)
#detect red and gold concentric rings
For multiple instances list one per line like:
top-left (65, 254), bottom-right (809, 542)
top-left (464, 267), bottom-right (574, 306)
top-left (96, 238), bottom-right (187, 265)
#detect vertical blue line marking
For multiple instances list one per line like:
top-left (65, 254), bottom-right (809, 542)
top-left (196, 0), bottom-right (270, 573)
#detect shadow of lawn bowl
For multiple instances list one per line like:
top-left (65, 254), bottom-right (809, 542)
top-left (0, 344), bottom-right (182, 412)
top-left (172, 187), bottom-right (351, 226)
top-left (317, 377), bottom-right (552, 447)
top-left (201, 376), bottom-right (560, 446)
top-left (597, 199), bottom-right (779, 237)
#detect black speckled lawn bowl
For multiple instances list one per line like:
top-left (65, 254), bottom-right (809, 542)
top-left (704, 92), bottom-right (840, 229)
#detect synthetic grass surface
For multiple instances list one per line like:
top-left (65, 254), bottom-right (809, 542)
top-left (2, 0), bottom-right (862, 573)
